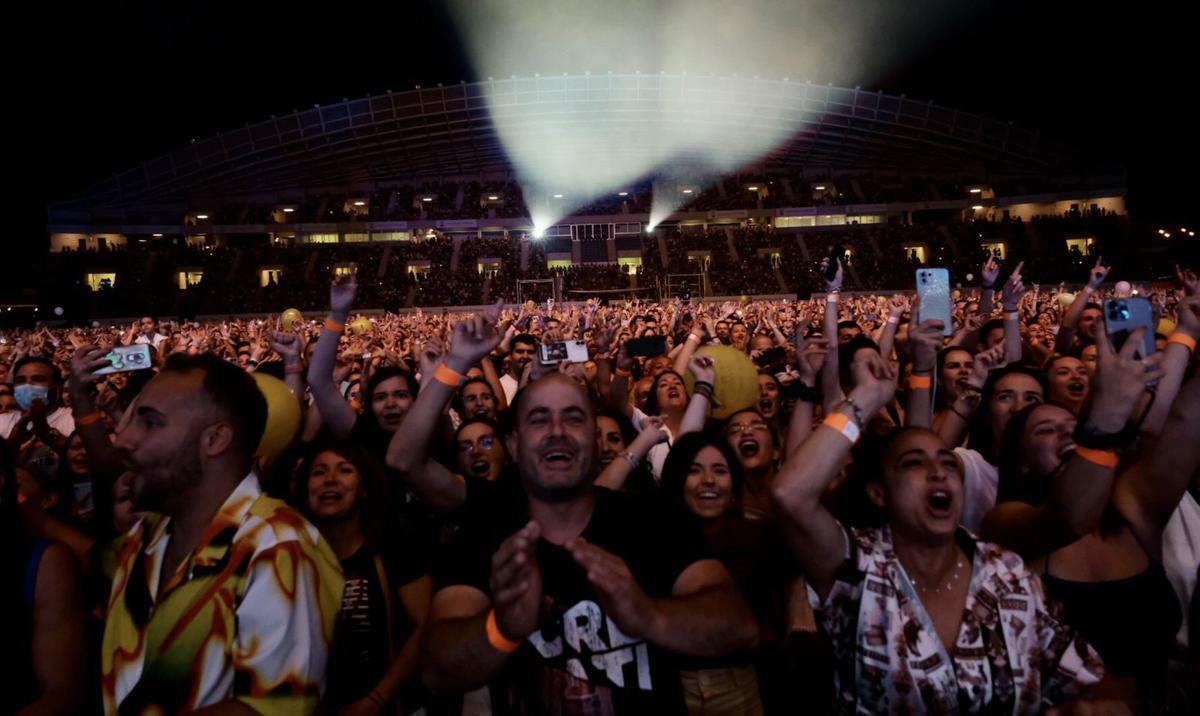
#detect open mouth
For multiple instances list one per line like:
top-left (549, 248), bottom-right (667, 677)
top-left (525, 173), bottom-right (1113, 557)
top-left (469, 460), bottom-right (491, 476)
top-left (758, 399), bottom-right (775, 412)
top-left (667, 389), bottom-right (682, 400)
top-left (541, 448), bottom-right (576, 466)
top-left (737, 439), bottom-right (760, 457)
top-left (599, 454), bottom-right (614, 466)
top-left (926, 489), bottom-right (953, 515)
top-left (1066, 381), bottom-right (1087, 397)
top-left (318, 490), bottom-right (343, 504)
top-left (1057, 441), bottom-right (1078, 460)
top-left (695, 488), bottom-right (723, 501)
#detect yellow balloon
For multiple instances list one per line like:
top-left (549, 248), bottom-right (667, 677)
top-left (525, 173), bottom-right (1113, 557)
top-left (682, 344), bottom-right (760, 420)
top-left (281, 308), bottom-right (302, 331)
top-left (251, 372), bottom-right (301, 462)
top-left (1057, 292), bottom-right (1076, 307)
top-left (349, 316), bottom-right (373, 335)
top-left (1157, 318), bottom-right (1176, 336)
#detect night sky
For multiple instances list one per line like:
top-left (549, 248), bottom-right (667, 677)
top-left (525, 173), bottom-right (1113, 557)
top-left (7, 0), bottom-right (1196, 295)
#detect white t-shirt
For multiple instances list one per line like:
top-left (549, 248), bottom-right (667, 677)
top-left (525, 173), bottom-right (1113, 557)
top-left (500, 373), bottom-right (520, 405)
top-left (630, 407), bottom-right (674, 481)
top-left (135, 332), bottom-right (168, 349)
top-left (954, 447), bottom-right (998, 535)
top-left (1163, 492), bottom-right (1200, 651)
top-left (0, 406), bottom-right (76, 440)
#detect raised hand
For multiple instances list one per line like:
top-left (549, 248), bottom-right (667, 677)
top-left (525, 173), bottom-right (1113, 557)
top-left (981, 255), bottom-right (1001, 288)
top-left (1175, 263), bottom-right (1199, 297)
top-left (1001, 261), bottom-right (1028, 311)
top-left (330, 269), bottom-right (358, 314)
top-left (846, 350), bottom-right (898, 417)
top-left (68, 345), bottom-right (113, 395)
top-left (904, 319), bottom-right (946, 373)
top-left (794, 335), bottom-right (827, 385)
top-left (1086, 257), bottom-right (1110, 291)
top-left (447, 300), bottom-right (505, 371)
top-left (688, 354), bottom-right (716, 385)
top-left (821, 257), bottom-right (844, 293)
top-left (489, 521), bottom-right (544, 641)
top-left (966, 343), bottom-right (1008, 390)
top-left (266, 327), bottom-right (302, 364)
top-left (1087, 321), bottom-right (1166, 432)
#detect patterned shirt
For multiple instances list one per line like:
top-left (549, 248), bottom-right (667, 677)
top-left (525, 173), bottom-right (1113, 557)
top-left (810, 524), bottom-right (1104, 715)
top-left (101, 474), bottom-right (344, 716)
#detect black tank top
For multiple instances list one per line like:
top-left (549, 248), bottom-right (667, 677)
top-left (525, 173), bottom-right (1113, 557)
top-left (1042, 560), bottom-right (1180, 684)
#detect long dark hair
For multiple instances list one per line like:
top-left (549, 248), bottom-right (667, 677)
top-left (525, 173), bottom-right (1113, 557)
top-left (659, 431), bottom-right (745, 521)
top-left (292, 439), bottom-right (393, 551)
top-left (643, 369), bottom-right (688, 416)
top-left (967, 365), bottom-right (1048, 463)
top-left (352, 366), bottom-right (419, 453)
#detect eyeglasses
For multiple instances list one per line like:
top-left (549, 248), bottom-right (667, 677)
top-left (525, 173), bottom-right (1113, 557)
top-left (726, 421), bottom-right (769, 435)
top-left (458, 435), bottom-right (497, 453)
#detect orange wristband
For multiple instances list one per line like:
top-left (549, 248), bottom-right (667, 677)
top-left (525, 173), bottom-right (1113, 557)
top-left (323, 318), bottom-right (345, 333)
top-left (434, 363), bottom-right (464, 387)
top-left (74, 411), bottom-right (103, 426)
top-left (1074, 446), bottom-right (1120, 468)
top-left (485, 609), bottom-right (522, 653)
top-left (822, 413), bottom-right (861, 444)
top-left (1168, 333), bottom-right (1197, 353)
top-left (907, 374), bottom-right (933, 390)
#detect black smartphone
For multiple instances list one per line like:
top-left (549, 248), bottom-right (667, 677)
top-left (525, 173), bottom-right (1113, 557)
top-left (625, 335), bottom-right (668, 358)
top-left (824, 243), bottom-right (845, 281)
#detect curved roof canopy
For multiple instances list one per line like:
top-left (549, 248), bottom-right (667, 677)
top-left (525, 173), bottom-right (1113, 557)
top-left (59, 73), bottom-right (1115, 211)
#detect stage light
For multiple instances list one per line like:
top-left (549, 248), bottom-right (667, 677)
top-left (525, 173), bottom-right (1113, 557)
top-left (422, 197), bottom-right (433, 202)
top-left (972, 205), bottom-right (984, 210)
top-left (283, 207), bottom-right (295, 213)
top-left (152, 233), bottom-right (163, 237)
top-left (815, 185), bottom-right (826, 191)
top-left (969, 188), bottom-right (982, 194)
top-left (196, 214), bottom-right (209, 220)
top-left (553, 193), bottom-right (564, 199)
top-left (747, 186), bottom-right (758, 191)
top-left (618, 192), bottom-right (628, 196)
top-left (682, 189), bottom-right (694, 194)
top-left (488, 195), bottom-right (499, 200)
top-left (532, 226), bottom-right (546, 239)
top-left (353, 201), bottom-right (366, 206)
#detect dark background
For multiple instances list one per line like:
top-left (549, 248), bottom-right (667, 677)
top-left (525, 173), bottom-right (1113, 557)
top-left (6, 0), bottom-right (1196, 296)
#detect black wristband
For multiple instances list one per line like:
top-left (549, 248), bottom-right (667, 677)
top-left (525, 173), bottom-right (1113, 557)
top-left (792, 381), bottom-right (821, 404)
top-left (693, 381), bottom-right (715, 399)
top-left (1072, 420), bottom-right (1138, 451)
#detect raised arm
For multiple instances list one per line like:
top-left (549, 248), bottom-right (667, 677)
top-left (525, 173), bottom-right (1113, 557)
top-left (306, 272), bottom-right (359, 438)
top-left (820, 258), bottom-right (846, 414)
top-left (385, 303), bottom-right (503, 511)
top-left (1054, 257), bottom-right (1109, 353)
top-left (999, 261), bottom-right (1028, 365)
top-left (978, 255), bottom-right (1000, 315)
top-left (786, 334), bottom-right (826, 459)
top-left (1138, 283), bottom-right (1199, 435)
top-left (936, 343), bottom-right (1006, 449)
top-left (982, 326), bottom-right (1165, 558)
top-left (265, 325), bottom-right (306, 398)
top-left (876, 294), bottom-right (906, 361)
top-left (594, 417), bottom-right (668, 491)
top-left (903, 318), bottom-right (945, 430)
top-left (676, 354), bottom-right (716, 438)
top-left (773, 351), bottom-right (897, 599)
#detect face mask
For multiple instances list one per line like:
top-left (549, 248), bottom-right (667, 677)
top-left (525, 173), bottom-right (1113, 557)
top-left (14, 384), bottom-right (49, 412)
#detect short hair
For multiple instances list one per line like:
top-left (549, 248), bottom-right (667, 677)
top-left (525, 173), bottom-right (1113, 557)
top-left (836, 320), bottom-right (861, 332)
top-left (160, 353), bottom-right (267, 462)
top-left (511, 333), bottom-right (537, 350)
top-left (452, 376), bottom-right (495, 415)
top-left (12, 356), bottom-right (61, 385)
top-left (980, 318), bottom-right (1005, 340)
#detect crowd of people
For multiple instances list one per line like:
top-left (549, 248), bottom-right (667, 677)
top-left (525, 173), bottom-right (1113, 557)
top-left (4, 249), bottom-right (1200, 715)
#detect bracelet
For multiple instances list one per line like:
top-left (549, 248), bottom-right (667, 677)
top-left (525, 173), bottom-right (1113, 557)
top-left (838, 397), bottom-right (865, 427)
top-left (615, 367), bottom-right (632, 378)
top-left (826, 293), bottom-right (839, 303)
top-left (823, 413), bottom-right (861, 444)
top-left (687, 333), bottom-right (702, 344)
top-left (73, 411), bottom-right (103, 426)
top-left (692, 381), bottom-right (714, 399)
top-left (435, 362), bottom-right (465, 387)
top-left (485, 609), bottom-right (522, 653)
top-left (323, 318), bottom-right (345, 333)
top-left (907, 374), bottom-right (932, 390)
top-left (887, 315), bottom-right (899, 325)
top-left (620, 451), bottom-right (640, 468)
top-left (1168, 332), bottom-right (1197, 353)
top-left (284, 362), bottom-right (304, 374)
top-left (594, 352), bottom-right (610, 361)
top-left (949, 405), bottom-right (971, 422)
top-left (1074, 446), bottom-right (1120, 468)
top-left (366, 691), bottom-right (387, 708)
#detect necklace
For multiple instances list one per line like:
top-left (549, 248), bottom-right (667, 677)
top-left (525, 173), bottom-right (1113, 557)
top-left (909, 556), bottom-right (966, 596)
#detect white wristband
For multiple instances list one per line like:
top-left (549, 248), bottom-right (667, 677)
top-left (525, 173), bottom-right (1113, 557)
top-left (887, 315), bottom-right (899, 325)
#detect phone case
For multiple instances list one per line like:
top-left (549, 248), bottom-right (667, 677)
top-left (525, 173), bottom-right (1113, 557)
top-left (916, 269), bottom-right (954, 336)
top-left (1103, 298), bottom-right (1156, 358)
top-left (95, 344), bottom-right (154, 375)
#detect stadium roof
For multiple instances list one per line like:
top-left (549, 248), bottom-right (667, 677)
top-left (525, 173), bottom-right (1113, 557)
top-left (53, 73), bottom-right (1119, 213)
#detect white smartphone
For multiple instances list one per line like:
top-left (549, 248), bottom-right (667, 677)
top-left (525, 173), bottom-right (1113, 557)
top-left (95, 344), bottom-right (154, 376)
top-left (916, 268), bottom-right (954, 336)
top-left (539, 340), bottom-right (589, 365)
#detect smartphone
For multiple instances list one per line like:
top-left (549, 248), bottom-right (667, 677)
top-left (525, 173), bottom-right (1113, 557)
top-left (916, 268), bottom-right (954, 336)
top-left (539, 340), bottom-right (589, 365)
top-left (626, 336), bottom-right (667, 358)
top-left (1104, 298), bottom-right (1156, 358)
top-left (754, 346), bottom-right (788, 370)
top-left (95, 344), bottom-right (154, 376)
top-left (824, 243), bottom-right (846, 281)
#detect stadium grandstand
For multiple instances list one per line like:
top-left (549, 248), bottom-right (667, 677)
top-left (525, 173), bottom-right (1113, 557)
top-left (41, 73), bottom-right (1154, 320)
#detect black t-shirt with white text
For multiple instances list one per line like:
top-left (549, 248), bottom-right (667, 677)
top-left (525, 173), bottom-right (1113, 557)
top-left (435, 484), bottom-right (712, 715)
